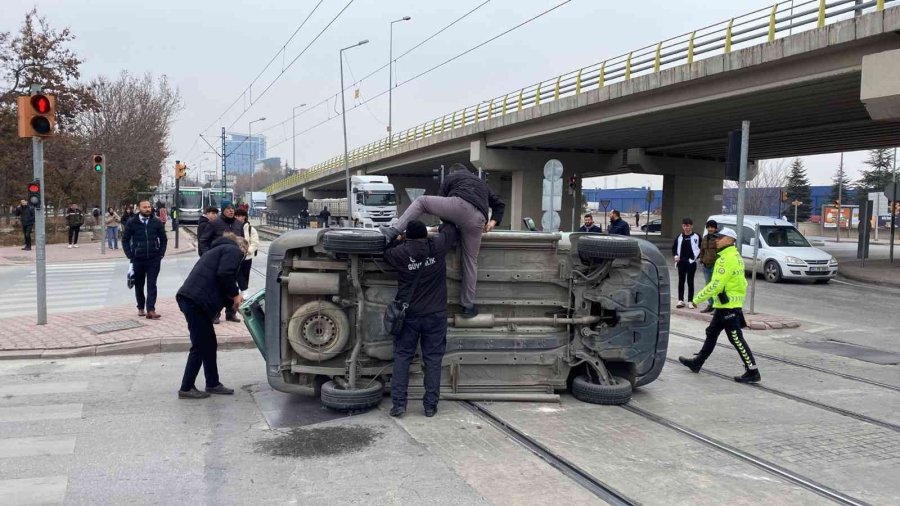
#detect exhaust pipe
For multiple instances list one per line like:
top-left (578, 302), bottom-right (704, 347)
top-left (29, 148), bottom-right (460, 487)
top-left (449, 314), bottom-right (600, 328)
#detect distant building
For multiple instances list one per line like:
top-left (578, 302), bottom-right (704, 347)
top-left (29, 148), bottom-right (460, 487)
top-left (254, 157), bottom-right (282, 173)
top-left (224, 132), bottom-right (267, 174)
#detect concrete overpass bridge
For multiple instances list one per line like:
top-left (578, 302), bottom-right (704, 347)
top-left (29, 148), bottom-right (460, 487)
top-left (265, 0), bottom-right (900, 235)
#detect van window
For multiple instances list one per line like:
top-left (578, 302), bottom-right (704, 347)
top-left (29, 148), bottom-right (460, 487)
top-left (742, 227), bottom-right (755, 246)
top-left (760, 226), bottom-right (809, 247)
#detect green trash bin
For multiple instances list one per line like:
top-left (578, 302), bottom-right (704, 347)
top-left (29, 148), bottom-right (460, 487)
top-left (239, 289), bottom-right (266, 359)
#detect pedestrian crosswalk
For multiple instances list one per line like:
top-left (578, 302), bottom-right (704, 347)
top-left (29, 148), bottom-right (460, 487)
top-left (0, 262), bottom-right (118, 318)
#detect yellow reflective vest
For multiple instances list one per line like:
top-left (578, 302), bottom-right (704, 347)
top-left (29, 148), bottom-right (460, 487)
top-left (693, 245), bottom-right (746, 309)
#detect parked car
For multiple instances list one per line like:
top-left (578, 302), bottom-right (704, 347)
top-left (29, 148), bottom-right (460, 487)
top-left (240, 229), bottom-right (671, 411)
top-left (641, 219), bottom-right (661, 233)
top-left (707, 215), bottom-right (838, 283)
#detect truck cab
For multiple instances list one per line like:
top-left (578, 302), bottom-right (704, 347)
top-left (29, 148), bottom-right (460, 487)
top-left (350, 175), bottom-right (397, 227)
top-left (241, 228), bottom-right (670, 411)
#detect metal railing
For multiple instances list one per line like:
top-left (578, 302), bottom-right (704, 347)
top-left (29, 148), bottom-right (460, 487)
top-left (266, 0), bottom-right (893, 195)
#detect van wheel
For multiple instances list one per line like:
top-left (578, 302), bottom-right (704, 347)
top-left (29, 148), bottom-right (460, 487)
top-left (320, 380), bottom-right (384, 412)
top-left (323, 229), bottom-right (385, 254)
top-left (764, 260), bottom-right (782, 283)
top-left (571, 375), bottom-right (632, 405)
top-left (577, 235), bottom-right (640, 261)
top-left (287, 301), bottom-right (350, 361)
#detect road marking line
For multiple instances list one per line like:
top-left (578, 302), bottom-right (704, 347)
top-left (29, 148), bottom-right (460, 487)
top-left (0, 476), bottom-right (68, 505)
top-left (0, 404), bottom-right (82, 423)
top-left (0, 382), bottom-right (88, 397)
top-left (0, 435), bottom-right (76, 458)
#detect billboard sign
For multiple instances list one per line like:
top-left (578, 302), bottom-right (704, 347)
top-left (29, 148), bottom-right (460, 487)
top-left (822, 206), bottom-right (859, 229)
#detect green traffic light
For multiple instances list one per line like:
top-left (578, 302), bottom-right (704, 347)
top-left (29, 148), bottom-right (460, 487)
top-left (94, 164), bottom-right (102, 172)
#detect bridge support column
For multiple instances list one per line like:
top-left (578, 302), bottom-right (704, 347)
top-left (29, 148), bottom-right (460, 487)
top-left (661, 175), bottom-right (724, 238)
top-left (862, 48), bottom-right (900, 121)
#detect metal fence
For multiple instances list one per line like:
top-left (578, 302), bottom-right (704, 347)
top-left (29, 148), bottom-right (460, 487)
top-left (266, 0), bottom-right (894, 196)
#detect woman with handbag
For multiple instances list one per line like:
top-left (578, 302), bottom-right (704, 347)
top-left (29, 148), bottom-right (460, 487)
top-left (233, 208), bottom-right (259, 296)
top-left (381, 220), bottom-right (459, 418)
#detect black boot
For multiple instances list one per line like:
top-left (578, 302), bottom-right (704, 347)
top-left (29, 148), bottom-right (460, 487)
top-left (678, 355), bottom-right (703, 373)
top-left (734, 369), bottom-right (761, 383)
top-left (379, 226), bottom-right (400, 244)
top-left (389, 406), bottom-right (406, 417)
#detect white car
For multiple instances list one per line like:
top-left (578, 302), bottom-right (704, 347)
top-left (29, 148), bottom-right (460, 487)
top-left (707, 215), bottom-right (838, 283)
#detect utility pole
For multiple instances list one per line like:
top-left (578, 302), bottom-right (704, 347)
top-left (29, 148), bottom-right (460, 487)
top-left (100, 156), bottom-right (106, 255)
top-left (31, 89), bottom-right (48, 324)
top-left (292, 103), bottom-right (306, 173)
top-left (735, 121), bottom-right (750, 249)
top-left (891, 147), bottom-right (897, 263)
top-left (836, 152), bottom-right (843, 243)
top-left (341, 39), bottom-right (370, 222)
top-left (388, 16), bottom-right (411, 145)
top-left (221, 127), bottom-right (227, 193)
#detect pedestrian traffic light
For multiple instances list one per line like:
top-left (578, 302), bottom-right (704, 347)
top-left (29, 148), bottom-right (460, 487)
top-left (27, 180), bottom-right (41, 209)
top-left (175, 161), bottom-right (187, 180)
top-left (17, 93), bottom-right (56, 138)
top-left (92, 154), bottom-right (105, 173)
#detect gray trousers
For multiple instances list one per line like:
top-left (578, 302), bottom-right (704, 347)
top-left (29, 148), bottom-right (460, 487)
top-left (394, 196), bottom-right (486, 308)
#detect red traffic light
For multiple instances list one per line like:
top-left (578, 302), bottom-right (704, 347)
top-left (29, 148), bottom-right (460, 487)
top-left (28, 183), bottom-right (40, 193)
top-left (31, 94), bottom-right (51, 114)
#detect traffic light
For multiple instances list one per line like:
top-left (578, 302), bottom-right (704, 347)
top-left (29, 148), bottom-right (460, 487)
top-left (725, 130), bottom-right (742, 181)
top-left (175, 161), bottom-right (187, 180)
top-left (92, 154), bottom-right (105, 173)
top-left (17, 93), bottom-right (56, 138)
top-left (568, 175), bottom-right (578, 192)
top-left (27, 180), bottom-right (41, 209)
top-left (780, 191), bottom-right (788, 202)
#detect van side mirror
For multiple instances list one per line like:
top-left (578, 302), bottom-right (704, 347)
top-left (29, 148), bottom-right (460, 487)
top-left (749, 238), bottom-right (757, 247)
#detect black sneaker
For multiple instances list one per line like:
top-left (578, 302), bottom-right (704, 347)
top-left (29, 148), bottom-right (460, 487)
top-left (678, 355), bottom-right (702, 373)
top-left (379, 226), bottom-right (400, 245)
top-left (205, 384), bottom-right (234, 395)
top-left (178, 388), bottom-right (210, 399)
top-left (389, 406), bottom-right (406, 418)
top-left (127, 273), bottom-right (135, 289)
top-left (734, 369), bottom-right (761, 383)
top-left (225, 315), bottom-right (242, 323)
top-left (461, 305), bottom-right (479, 318)
top-left (700, 305), bottom-right (714, 313)
top-left (424, 405), bottom-right (437, 418)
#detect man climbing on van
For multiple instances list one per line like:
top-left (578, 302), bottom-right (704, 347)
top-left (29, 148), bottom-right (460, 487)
top-left (677, 227), bottom-right (761, 383)
top-left (380, 163), bottom-right (505, 318)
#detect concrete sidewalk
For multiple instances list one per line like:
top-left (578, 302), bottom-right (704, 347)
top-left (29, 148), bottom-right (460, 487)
top-left (0, 296), bottom-right (253, 359)
top-left (0, 227), bottom-right (195, 266)
top-left (671, 305), bottom-right (801, 331)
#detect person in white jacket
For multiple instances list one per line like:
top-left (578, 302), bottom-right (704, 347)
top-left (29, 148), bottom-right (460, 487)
top-left (671, 217), bottom-right (701, 309)
top-left (233, 208), bottom-right (259, 297)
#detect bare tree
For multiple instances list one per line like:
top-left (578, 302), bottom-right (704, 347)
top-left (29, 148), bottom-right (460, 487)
top-left (724, 159), bottom-right (790, 215)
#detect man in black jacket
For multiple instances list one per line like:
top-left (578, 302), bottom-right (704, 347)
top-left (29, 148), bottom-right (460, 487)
top-left (123, 200), bottom-right (168, 319)
top-left (176, 233), bottom-right (247, 399)
top-left (318, 206), bottom-right (331, 228)
top-left (196, 206), bottom-right (219, 257)
top-left (14, 199), bottom-right (35, 251)
top-left (381, 163), bottom-right (504, 318)
top-left (198, 200), bottom-right (244, 323)
top-left (383, 220), bottom-right (459, 418)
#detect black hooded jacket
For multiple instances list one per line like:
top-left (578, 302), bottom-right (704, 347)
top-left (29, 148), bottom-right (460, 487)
top-left (177, 237), bottom-right (245, 317)
top-left (198, 214), bottom-right (243, 255)
top-left (439, 170), bottom-right (505, 226)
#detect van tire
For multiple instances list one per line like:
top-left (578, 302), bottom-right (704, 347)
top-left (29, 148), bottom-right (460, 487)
top-left (764, 260), bottom-right (782, 283)
top-left (323, 229), bottom-right (385, 254)
top-left (320, 380), bottom-right (384, 412)
top-left (577, 235), bottom-right (640, 261)
top-left (571, 374), bottom-right (632, 405)
top-left (287, 301), bottom-right (350, 361)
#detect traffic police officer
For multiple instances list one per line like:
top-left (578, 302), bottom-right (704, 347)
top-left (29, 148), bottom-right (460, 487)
top-left (678, 227), bottom-right (761, 383)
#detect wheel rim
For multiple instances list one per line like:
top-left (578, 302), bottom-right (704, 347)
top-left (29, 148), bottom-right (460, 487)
top-left (765, 262), bottom-right (778, 281)
top-left (301, 315), bottom-right (338, 349)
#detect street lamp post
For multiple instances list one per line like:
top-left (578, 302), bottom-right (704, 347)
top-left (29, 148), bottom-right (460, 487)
top-left (388, 16), bottom-right (411, 146)
top-left (249, 117), bottom-right (266, 196)
top-left (292, 103), bottom-right (307, 174)
top-left (341, 40), bottom-right (370, 218)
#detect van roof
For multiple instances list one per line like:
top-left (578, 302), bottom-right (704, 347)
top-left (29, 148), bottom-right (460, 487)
top-left (707, 214), bottom-right (793, 227)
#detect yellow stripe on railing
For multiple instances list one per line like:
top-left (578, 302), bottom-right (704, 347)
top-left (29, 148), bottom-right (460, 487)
top-left (517, 89), bottom-right (524, 111)
top-left (599, 61), bottom-right (605, 87)
top-left (502, 93), bottom-right (509, 115)
top-left (688, 31), bottom-right (696, 64)
top-left (818, 0), bottom-right (826, 27)
top-left (535, 83), bottom-right (542, 106)
top-left (625, 52), bottom-right (633, 80)
top-left (768, 4), bottom-right (777, 42)
top-left (878, 0), bottom-right (885, 10)
top-left (575, 68), bottom-right (583, 94)
top-left (487, 99), bottom-right (494, 120)
top-left (554, 76), bottom-right (561, 100)
top-left (725, 18), bottom-right (734, 53)
top-left (654, 42), bottom-right (662, 72)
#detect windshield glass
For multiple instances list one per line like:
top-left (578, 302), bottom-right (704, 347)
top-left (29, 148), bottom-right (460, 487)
top-left (363, 192), bottom-right (396, 206)
top-left (208, 191), bottom-right (233, 208)
top-left (760, 226), bottom-right (810, 247)
top-left (179, 190), bottom-right (203, 210)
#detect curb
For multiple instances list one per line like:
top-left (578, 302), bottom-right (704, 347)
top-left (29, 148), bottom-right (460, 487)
top-left (836, 272), bottom-right (900, 289)
top-left (672, 307), bottom-right (801, 331)
top-left (0, 335), bottom-right (255, 360)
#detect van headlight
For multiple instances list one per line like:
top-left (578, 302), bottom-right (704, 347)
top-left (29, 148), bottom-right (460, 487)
top-left (784, 256), bottom-right (805, 265)
top-left (829, 256), bottom-right (838, 265)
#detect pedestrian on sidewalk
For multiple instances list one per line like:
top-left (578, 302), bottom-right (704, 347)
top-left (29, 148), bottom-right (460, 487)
top-left (176, 232), bottom-right (247, 399)
top-left (157, 203), bottom-right (168, 226)
top-left (608, 210), bottom-right (631, 235)
top-left (122, 205), bottom-right (135, 226)
top-left (298, 208), bottom-right (310, 229)
top-left (105, 207), bottom-right (121, 250)
top-left (233, 208), bottom-right (259, 296)
top-left (578, 214), bottom-right (602, 233)
top-left (65, 204), bottom-right (84, 249)
top-left (13, 199), bottom-right (34, 251)
top-left (198, 200), bottom-right (244, 323)
top-left (698, 219), bottom-right (719, 313)
top-left (678, 227), bottom-right (761, 383)
top-left (672, 217), bottom-right (701, 309)
top-left (123, 200), bottom-right (168, 320)
top-left (634, 211), bottom-right (641, 228)
top-left (380, 163), bottom-right (505, 318)
top-left (196, 207), bottom-right (219, 256)
top-left (383, 220), bottom-right (459, 418)
top-left (318, 206), bottom-right (331, 228)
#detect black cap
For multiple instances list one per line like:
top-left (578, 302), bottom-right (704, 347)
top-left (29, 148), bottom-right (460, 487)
top-left (406, 220), bottom-right (427, 239)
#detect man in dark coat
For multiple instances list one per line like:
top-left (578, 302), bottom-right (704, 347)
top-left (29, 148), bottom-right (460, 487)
top-left (318, 206), bottom-right (331, 228)
top-left (176, 232), bottom-right (247, 399)
top-left (196, 206), bottom-right (219, 257)
top-left (14, 199), bottom-right (35, 251)
top-left (608, 210), bottom-right (631, 236)
top-left (198, 200), bottom-right (244, 323)
top-left (123, 200), bottom-right (168, 319)
top-left (380, 163), bottom-right (505, 318)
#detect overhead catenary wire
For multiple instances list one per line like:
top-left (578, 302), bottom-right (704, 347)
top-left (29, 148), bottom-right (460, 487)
top-left (266, 0), bottom-right (573, 153)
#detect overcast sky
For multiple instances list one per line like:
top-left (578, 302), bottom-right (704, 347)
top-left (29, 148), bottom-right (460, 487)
top-left (3, 0), bottom-right (883, 188)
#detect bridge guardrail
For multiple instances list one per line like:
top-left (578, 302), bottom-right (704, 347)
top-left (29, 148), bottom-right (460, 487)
top-left (266, 0), bottom-right (893, 196)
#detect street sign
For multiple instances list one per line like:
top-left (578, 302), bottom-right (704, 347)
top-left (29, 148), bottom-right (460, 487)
top-left (791, 200), bottom-right (802, 207)
top-left (600, 199), bottom-right (611, 210)
top-left (405, 188), bottom-right (425, 202)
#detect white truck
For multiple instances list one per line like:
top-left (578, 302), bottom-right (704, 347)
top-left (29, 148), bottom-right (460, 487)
top-left (243, 191), bottom-right (267, 215)
top-left (307, 175), bottom-right (397, 227)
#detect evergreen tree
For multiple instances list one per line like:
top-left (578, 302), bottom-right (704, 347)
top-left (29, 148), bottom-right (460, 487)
top-left (855, 148), bottom-right (895, 204)
top-left (829, 164), bottom-right (851, 204)
top-left (783, 158), bottom-right (812, 222)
